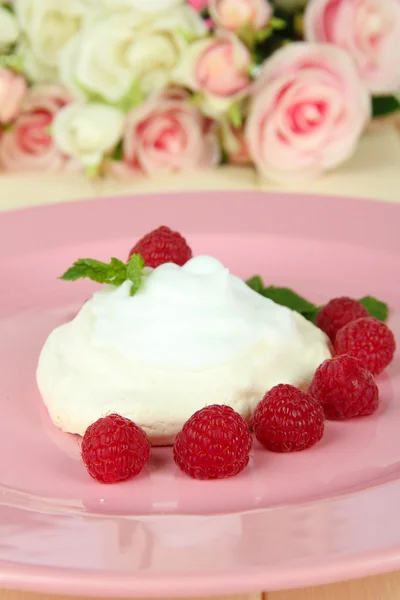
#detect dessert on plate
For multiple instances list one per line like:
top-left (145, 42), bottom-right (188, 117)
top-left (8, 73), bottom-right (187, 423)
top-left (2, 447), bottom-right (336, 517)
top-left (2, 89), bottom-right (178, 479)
top-left (37, 230), bottom-right (331, 446)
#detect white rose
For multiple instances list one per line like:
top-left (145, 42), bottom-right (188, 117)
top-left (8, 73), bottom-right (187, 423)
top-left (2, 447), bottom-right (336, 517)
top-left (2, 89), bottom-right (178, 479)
top-left (52, 102), bottom-right (125, 167)
top-left (0, 6), bottom-right (19, 49)
top-left (16, 39), bottom-right (58, 82)
top-left (59, 5), bottom-right (206, 103)
top-left (14, 0), bottom-right (86, 73)
top-left (97, 0), bottom-right (182, 14)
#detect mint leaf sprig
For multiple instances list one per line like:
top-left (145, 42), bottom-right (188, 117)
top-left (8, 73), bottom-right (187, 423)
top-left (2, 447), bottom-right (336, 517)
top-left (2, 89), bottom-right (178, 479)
top-left (358, 296), bottom-right (388, 322)
top-left (60, 254), bottom-right (145, 297)
top-left (247, 276), bottom-right (388, 323)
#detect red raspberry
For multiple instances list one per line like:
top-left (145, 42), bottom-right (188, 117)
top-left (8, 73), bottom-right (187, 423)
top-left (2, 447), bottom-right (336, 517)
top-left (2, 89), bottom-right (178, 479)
top-left (316, 297), bottom-right (369, 342)
top-left (253, 384), bottom-right (324, 453)
top-left (129, 225), bottom-right (192, 268)
top-left (81, 414), bottom-right (150, 483)
top-left (173, 405), bottom-right (252, 480)
top-left (335, 317), bottom-right (396, 376)
top-left (309, 355), bottom-right (379, 419)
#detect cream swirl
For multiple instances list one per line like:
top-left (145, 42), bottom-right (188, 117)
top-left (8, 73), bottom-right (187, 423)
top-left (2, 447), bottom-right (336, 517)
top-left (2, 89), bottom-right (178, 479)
top-left (37, 256), bottom-right (330, 444)
top-left (89, 256), bottom-right (302, 369)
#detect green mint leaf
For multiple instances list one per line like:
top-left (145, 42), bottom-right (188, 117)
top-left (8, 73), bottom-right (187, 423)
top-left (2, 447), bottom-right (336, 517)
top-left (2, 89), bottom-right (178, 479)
top-left (372, 96), bottom-right (400, 118)
top-left (359, 296), bottom-right (388, 322)
top-left (246, 275), bottom-right (264, 294)
top-left (126, 253), bottom-right (145, 296)
top-left (60, 257), bottom-right (127, 286)
top-left (262, 286), bottom-right (317, 314)
top-left (245, 273), bottom-right (389, 325)
top-left (107, 257), bottom-right (128, 286)
top-left (302, 307), bottom-right (321, 324)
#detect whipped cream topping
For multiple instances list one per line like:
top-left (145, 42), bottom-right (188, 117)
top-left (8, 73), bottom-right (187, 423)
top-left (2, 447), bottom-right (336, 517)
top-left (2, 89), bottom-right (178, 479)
top-left (89, 255), bottom-right (299, 369)
top-left (37, 256), bottom-right (331, 444)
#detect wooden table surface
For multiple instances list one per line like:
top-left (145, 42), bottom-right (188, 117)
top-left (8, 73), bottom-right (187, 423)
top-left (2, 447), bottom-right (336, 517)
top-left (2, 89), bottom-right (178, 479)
top-left (1, 122), bottom-right (400, 600)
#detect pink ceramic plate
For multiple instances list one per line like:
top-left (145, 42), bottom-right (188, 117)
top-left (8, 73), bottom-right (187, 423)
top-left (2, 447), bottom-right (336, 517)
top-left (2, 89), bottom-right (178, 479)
top-left (1, 191), bottom-right (400, 598)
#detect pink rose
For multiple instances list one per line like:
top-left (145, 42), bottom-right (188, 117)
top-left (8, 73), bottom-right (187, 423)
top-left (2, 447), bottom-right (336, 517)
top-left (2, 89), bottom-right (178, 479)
top-left (304, 0), bottom-right (400, 95)
top-left (186, 0), bottom-right (208, 10)
top-left (175, 32), bottom-right (251, 113)
top-left (245, 42), bottom-right (371, 182)
top-left (0, 69), bottom-right (27, 124)
top-left (209, 0), bottom-right (272, 32)
top-left (111, 88), bottom-right (220, 176)
top-left (0, 84), bottom-right (72, 172)
top-left (194, 33), bottom-right (251, 98)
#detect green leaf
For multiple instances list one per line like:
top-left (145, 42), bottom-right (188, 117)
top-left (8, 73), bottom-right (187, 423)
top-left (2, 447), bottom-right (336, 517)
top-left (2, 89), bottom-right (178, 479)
top-left (270, 16), bottom-right (287, 30)
top-left (245, 273), bottom-right (389, 325)
top-left (372, 96), bottom-right (400, 118)
top-left (112, 141), bottom-right (123, 161)
top-left (359, 296), bottom-right (388, 322)
top-left (74, 77), bottom-right (144, 112)
top-left (237, 23), bottom-right (256, 48)
top-left (247, 61), bottom-right (259, 79)
top-left (126, 253), bottom-right (145, 296)
top-left (188, 91), bottom-right (204, 105)
top-left (255, 25), bottom-right (273, 42)
top-left (293, 13), bottom-right (304, 37)
top-left (228, 101), bottom-right (243, 128)
top-left (220, 146), bottom-right (229, 165)
top-left (262, 286), bottom-right (317, 314)
top-left (302, 307), bottom-right (321, 324)
top-left (246, 275), bottom-right (264, 294)
top-left (85, 163), bottom-right (101, 178)
top-left (176, 26), bottom-right (201, 43)
top-left (60, 257), bottom-right (127, 286)
top-left (1, 2), bottom-right (14, 12)
top-left (60, 253), bottom-right (146, 296)
top-left (0, 54), bottom-right (24, 73)
top-left (73, 78), bottom-right (106, 103)
top-left (115, 80), bottom-right (144, 113)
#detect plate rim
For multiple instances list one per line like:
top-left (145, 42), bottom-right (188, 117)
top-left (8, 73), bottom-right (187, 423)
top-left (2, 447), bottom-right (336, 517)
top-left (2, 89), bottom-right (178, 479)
top-left (1, 190), bottom-right (400, 596)
top-left (3, 480), bottom-right (400, 597)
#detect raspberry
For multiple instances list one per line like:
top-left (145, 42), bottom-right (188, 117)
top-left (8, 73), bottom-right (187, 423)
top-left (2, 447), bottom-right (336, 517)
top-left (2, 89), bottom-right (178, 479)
top-left (173, 405), bottom-right (252, 480)
top-left (81, 414), bottom-right (150, 483)
top-left (129, 225), bottom-right (192, 268)
top-left (253, 384), bottom-right (324, 453)
top-left (316, 297), bottom-right (369, 342)
top-left (309, 355), bottom-right (379, 419)
top-left (335, 317), bottom-right (396, 376)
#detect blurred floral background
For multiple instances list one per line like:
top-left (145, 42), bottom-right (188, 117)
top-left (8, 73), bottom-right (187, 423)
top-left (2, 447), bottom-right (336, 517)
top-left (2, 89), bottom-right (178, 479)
top-left (0, 0), bottom-right (399, 182)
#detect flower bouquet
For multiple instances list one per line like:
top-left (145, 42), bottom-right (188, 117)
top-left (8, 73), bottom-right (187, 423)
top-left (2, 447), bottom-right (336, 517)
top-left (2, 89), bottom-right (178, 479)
top-left (0, 0), bottom-right (399, 182)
